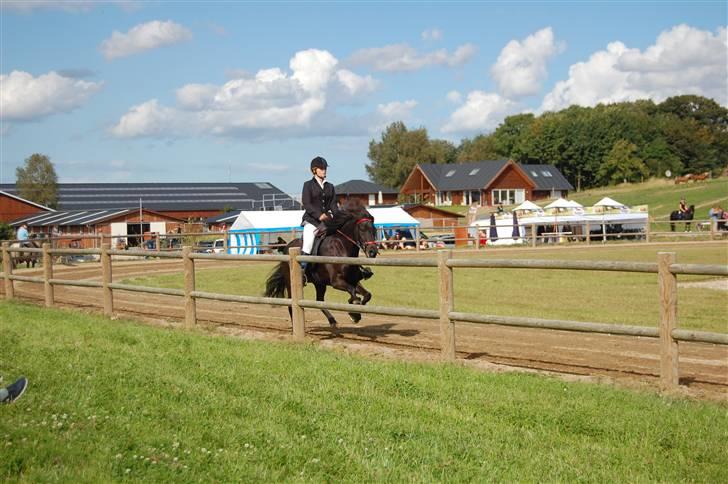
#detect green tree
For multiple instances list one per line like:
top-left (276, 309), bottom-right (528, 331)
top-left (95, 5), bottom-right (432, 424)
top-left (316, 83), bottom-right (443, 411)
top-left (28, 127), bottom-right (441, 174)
top-left (16, 153), bottom-right (58, 208)
top-left (0, 222), bottom-right (14, 241)
top-left (366, 122), bottom-right (453, 188)
top-left (597, 140), bottom-right (649, 185)
top-left (456, 134), bottom-right (500, 162)
top-left (491, 113), bottom-right (535, 157)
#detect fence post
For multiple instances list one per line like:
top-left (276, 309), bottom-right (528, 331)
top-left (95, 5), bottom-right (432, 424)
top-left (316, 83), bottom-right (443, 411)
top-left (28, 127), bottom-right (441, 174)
top-left (531, 227), bottom-right (537, 247)
top-left (223, 230), bottom-right (229, 253)
top-left (2, 242), bottom-right (13, 300)
top-left (585, 221), bottom-right (591, 245)
top-left (710, 219), bottom-right (716, 241)
top-left (183, 246), bottom-right (197, 327)
top-left (658, 252), bottom-right (679, 391)
top-left (155, 233), bottom-right (160, 252)
top-left (101, 243), bottom-right (113, 316)
top-left (438, 249), bottom-right (455, 361)
top-left (288, 247), bottom-right (305, 340)
top-left (42, 243), bottom-right (54, 307)
top-left (415, 227), bottom-right (421, 252)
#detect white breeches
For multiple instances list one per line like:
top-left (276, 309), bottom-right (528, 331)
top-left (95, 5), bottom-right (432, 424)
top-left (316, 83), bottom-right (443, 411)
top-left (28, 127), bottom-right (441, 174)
top-left (302, 222), bottom-right (317, 254)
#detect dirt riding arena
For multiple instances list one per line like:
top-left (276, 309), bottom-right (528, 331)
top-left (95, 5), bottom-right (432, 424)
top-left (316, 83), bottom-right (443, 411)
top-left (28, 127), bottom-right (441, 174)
top-left (5, 259), bottom-right (727, 400)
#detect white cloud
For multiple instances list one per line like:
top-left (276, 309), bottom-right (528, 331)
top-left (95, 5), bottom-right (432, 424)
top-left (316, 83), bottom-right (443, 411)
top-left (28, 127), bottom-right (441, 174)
top-left (377, 100), bottom-right (418, 119)
top-left (0, 70), bottom-right (103, 121)
top-left (491, 27), bottom-right (564, 99)
top-left (110, 49), bottom-right (380, 139)
top-left (336, 69), bottom-right (378, 96)
top-left (348, 43), bottom-right (477, 72)
top-left (422, 28), bottom-right (443, 41)
top-left (541, 25), bottom-right (728, 111)
top-left (442, 91), bottom-right (520, 133)
top-left (446, 90), bottom-right (462, 104)
top-left (100, 20), bottom-right (192, 60)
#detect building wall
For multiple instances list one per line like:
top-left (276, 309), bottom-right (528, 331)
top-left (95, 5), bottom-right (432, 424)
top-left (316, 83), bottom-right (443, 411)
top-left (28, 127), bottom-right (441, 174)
top-left (400, 168), bottom-right (436, 204)
top-left (404, 206), bottom-right (462, 228)
top-left (337, 193), bottom-right (399, 207)
top-left (485, 165), bottom-right (534, 205)
top-left (0, 195), bottom-right (47, 223)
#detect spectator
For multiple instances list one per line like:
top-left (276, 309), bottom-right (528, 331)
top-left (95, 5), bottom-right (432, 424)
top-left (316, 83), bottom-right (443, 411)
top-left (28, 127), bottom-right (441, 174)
top-left (1, 376), bottom-right (28, 404)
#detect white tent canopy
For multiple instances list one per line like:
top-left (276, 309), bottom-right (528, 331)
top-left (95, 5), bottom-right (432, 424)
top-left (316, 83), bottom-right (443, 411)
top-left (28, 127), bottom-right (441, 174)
top-left (544, 198), bottom-right (572, 210)
top-left (567, 200), bottom-right (584, 208)
top-left (229, 207), bottom-right (420, 254)
top-left (594, 196), bottom-right (625, 207)
top-left (514, 200), bottom-right (541, 212)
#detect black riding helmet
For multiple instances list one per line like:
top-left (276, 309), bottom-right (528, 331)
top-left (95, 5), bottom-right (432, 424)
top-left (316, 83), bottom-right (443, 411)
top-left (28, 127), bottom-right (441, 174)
top-left (310, 156), bottom-right (329, 171)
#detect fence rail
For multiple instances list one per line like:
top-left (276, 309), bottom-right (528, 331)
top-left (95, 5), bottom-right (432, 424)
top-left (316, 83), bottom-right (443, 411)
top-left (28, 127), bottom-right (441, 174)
top-left (1, 240), bottom-right (726, 392)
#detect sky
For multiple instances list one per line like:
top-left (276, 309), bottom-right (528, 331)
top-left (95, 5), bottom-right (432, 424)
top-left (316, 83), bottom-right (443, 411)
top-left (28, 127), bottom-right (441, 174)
top-left (1, 1), bottom-right (726, 195)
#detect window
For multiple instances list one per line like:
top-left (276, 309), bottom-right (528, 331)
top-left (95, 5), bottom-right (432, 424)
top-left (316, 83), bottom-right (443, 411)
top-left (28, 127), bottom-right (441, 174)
top-left (469, 168), bottom-right (480, 176)
top-left (492, 188), bottom-right (525, 205)
top-left (445, 169), bottom-right (456, 177)
top-left (541, 170), bottom-right (553, 177)
top-left (530, 170), bottom-right (539, 177)
top-left (255, 183), bottom-right (273, 189)
top-left (368, 194), bottom-right (376, 206)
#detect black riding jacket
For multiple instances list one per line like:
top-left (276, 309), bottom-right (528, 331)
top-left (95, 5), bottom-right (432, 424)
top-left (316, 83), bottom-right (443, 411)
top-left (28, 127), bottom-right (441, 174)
top-left (301, 177), bottom-right (337, 226)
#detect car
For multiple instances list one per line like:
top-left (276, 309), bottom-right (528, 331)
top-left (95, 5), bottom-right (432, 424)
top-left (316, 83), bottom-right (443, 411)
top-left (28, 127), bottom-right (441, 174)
top-left (196, 239), bottom-right (226, 253)
top-left (423, 233), bottom-right (456, 248)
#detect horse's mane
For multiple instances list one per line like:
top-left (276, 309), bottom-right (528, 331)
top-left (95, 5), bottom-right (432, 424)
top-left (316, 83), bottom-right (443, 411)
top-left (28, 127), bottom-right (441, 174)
top-left (327, 199), bottom-right (373, 233)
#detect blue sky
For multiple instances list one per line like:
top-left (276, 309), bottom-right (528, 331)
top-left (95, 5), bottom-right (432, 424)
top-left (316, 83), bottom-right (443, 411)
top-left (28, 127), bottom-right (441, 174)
top-left (1, 1), bottom-right (726, 194)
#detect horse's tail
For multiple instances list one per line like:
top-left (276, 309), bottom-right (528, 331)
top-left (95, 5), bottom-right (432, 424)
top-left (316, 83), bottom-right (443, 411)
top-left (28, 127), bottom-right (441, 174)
top-left (264, 262), bottom-right (289, 299)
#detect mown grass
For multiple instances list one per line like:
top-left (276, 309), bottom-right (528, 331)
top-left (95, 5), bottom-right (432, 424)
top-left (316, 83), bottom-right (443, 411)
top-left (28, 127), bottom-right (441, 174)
top-left (1, 301), bottom-right (726, 482)
top-left (124, 243), bottom-right (728, 333)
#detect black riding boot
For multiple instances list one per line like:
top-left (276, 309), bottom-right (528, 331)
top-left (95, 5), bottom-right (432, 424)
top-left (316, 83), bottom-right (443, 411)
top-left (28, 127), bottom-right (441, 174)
top-left (300, 253), bottom-right (309, 285)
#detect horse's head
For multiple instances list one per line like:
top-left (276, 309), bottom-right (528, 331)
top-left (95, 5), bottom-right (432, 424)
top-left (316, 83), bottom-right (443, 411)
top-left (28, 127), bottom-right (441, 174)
top-left (338, 199), bottom-right (378, 258)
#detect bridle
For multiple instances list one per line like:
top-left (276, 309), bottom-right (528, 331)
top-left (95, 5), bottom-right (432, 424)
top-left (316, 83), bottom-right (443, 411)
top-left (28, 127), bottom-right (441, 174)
top-left (336, 217), bottom-right (377, 257)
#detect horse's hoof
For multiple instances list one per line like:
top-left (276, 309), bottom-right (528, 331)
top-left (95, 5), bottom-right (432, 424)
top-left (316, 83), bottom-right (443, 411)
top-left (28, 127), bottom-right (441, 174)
top-left (328, 319), bottom-right (337, 328)
top-left (349, 313), bottom-right (361, 324)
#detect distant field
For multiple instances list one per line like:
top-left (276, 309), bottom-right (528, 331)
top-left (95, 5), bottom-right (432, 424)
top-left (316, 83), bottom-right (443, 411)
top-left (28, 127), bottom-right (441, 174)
top-left (124, 242), bottom-right (728, 333)
top-left (1, 301), bottom-right (726, 482)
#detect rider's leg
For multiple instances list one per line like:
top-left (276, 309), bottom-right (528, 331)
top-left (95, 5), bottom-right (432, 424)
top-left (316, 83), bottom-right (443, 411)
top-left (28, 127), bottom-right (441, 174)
top-left (301, 222), bottom-right (317, 273)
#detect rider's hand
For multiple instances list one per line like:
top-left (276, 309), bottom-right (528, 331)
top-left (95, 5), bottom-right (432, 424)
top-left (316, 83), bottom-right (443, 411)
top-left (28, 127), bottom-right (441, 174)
top-left (319, 213), bottom-right (330, 221)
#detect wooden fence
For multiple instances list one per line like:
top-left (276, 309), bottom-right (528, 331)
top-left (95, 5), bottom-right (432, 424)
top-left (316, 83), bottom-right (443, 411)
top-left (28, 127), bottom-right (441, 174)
top-left (1, 241), bottom-right (726, 392)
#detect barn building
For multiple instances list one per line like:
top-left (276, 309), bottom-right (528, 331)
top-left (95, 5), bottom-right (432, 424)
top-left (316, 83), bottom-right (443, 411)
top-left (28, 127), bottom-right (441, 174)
top-left (11, 208), bottom-right (184, 249)
top-left (400, 160), bottom-right (573, 207)
top-left (0, 182), bottom-right (299, 221)
top-left (0, 190), bottom-right (54, 223)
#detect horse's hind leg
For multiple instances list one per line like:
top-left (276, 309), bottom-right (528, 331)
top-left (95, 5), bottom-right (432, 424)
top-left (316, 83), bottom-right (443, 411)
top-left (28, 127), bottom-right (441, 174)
top-left (315, 283), bottom-right (337, 327)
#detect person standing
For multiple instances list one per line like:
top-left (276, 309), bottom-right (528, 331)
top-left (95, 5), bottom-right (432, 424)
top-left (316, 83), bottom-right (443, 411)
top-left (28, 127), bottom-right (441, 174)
top-left (0, 377), bottom-right (28, 404)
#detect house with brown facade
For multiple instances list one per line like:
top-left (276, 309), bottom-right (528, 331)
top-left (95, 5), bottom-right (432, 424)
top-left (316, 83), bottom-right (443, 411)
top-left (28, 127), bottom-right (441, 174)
top-left (335, 179), bottom-right (399, 207)
top-left (400, 160), bottom-right (573, 207)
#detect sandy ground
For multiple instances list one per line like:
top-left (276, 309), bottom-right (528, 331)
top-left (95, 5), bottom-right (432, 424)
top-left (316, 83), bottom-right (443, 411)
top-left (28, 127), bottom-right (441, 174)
top-left (3, 258), bottom-right (727, 402)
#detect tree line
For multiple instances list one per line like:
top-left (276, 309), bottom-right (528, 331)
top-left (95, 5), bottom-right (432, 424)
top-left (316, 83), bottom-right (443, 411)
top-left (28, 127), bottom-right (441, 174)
top-left (366, 95), bottom-right (728, 190)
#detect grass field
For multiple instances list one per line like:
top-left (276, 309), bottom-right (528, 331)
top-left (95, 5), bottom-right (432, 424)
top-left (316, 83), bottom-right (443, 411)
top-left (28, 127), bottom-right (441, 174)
top-left (1, 301), bottom-right (726, 482)
top-left (124, 243), bottom-right (728, 333)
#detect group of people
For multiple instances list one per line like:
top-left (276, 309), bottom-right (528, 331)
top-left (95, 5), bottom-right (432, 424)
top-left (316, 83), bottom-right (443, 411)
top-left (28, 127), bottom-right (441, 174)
top-left (709, 205), bottom-right (727, 230)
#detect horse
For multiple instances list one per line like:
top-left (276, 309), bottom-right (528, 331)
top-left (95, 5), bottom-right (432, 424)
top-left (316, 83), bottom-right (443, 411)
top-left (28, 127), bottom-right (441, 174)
top-left (691, 172), bottom-right (710, 182)
top-left (10, 238), bottom-right (41, 270)
top-left (674, 174), bottom-right (692, 185)
top-left (264, 199), bottom-right (378, 328)
top-left (670, 205), bottom-right (695, 232)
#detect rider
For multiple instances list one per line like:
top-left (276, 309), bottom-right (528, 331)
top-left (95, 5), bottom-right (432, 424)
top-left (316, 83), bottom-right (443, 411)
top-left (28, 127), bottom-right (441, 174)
top-left (679, 198), bottom-right (688, 214)
top-left (300, 156), bottom-right (337, 279)
top-left (16, 223), bottom-right (29, 247)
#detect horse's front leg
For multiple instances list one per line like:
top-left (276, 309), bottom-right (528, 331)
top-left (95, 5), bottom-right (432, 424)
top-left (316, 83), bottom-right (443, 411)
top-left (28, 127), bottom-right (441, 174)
top-left (330, 273), bottom-right (363, 324)
top-left (315, 283), bottom-right (337, 327)
top-left (355, 283), bottom-right (371, 305)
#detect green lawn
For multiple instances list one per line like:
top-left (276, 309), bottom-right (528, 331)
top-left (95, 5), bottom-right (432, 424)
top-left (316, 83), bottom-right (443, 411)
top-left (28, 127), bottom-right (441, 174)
top-left (1, 301), bottom-right (726, 482)
top-left (125, 243), bottom-right (728, 333)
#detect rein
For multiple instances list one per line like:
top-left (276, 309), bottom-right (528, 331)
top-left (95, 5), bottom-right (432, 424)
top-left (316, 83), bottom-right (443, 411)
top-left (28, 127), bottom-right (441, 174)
top-left (336, 217), bottom-right (376, 257)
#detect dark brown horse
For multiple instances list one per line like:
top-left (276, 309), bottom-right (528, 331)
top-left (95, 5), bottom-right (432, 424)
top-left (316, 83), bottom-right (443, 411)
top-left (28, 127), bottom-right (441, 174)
top-left (264, 199), bottom-right (378, 327)
top-left (670, 205), bottom-right (695, 232)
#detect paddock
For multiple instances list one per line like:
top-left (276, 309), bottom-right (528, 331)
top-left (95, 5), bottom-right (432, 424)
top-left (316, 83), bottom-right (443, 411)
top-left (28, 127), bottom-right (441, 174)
top-left (2, 240), bottom-right (726, 399)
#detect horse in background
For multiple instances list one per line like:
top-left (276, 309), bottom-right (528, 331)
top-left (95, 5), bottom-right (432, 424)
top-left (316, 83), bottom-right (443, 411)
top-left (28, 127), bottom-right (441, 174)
top-left (10, 237), bottom-right (41, 270)
top-left (264, 199), bottom-right (378, 327)
top-left (691, 172), bottom-right (710, 182)
top-left (674, 174), bottom-right (692, 184)
top-left (669, 205), bottom-right (695, 232)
